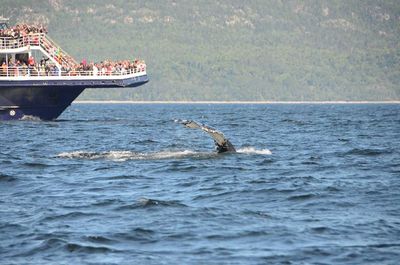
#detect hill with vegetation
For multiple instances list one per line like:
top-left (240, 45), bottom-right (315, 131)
top-left (1, 0), bottom-right (399, 101)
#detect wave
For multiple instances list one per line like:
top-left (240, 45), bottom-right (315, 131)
top-left (132, 139), bottom-right (158, 144)
top-left (287, 193), bottom-right (317, 201)
top-left (65, 243), bottom-right (117, 253)
top-left (281, 118), bottom-right (307, 125)
top-left (116, 197), bottom-right (188, 210)
top-left (20, 115), bottom-right (42, 121)
top-left (0, 173), bottom-right (17, 182)
top-left (137, 197), bottom-right (188, 208)
top-left (23, 162), bottom-right (51, 168)
top-left (344, 148), bottom-right (390, 156)
top-left (41, 211), bottom-right (102, 222)
top-left (236, 147), bottom-right (272, 155)
top-left (112, 227), bottom-right (156, 242)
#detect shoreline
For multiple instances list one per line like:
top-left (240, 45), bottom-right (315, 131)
top-left (74, 100), bottom-right (400, 104)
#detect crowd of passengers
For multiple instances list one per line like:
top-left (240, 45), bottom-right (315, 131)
top-left (0, 24), bottom-right (47, 49)
top-left (0, 24), bottom-right (47, 38)
top-left (0, 24), bottom-right (146, 76)
top-left (0, 57), bottom-right (146, 77)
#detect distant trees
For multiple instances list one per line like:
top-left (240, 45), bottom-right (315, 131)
top-left (1, 0), bottom-right (399, 100)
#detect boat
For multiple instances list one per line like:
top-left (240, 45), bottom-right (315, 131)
top-left (0, 18), bottom-right (149, 121)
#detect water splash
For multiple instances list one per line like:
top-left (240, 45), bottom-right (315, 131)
top-left (236, 147), bottom-right (272, 155)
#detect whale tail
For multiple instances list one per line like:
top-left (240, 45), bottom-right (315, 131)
top-left (177, 120), bottom-right (236, 153)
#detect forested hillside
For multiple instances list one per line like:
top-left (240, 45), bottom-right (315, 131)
top-left (1, 0), bottom-right (399, 101)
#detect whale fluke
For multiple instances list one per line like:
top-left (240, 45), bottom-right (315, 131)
top-left (177, 120), bottom-right (236, 153)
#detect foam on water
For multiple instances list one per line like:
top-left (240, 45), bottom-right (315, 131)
top-left (20, 115), bottom-right (42, 121)
top-left (57, 147), bottom-right (271, 161)
top-left (57, 150), bottom-right (201, 161)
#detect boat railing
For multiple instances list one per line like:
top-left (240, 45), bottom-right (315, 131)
top-left (0, 33), bottom-right (77, 68)
top-left (0, 65), bottom-right (146, 78)
top-left (0, 33), bottom-right (44, 50)
top-left (42, 34), bottom-right (77, 65)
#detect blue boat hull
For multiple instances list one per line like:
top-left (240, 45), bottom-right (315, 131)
top-left (0, 75), bottom-right (148, 120)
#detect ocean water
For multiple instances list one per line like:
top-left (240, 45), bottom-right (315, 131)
top-left (0, 103), bottom-right (399, 265)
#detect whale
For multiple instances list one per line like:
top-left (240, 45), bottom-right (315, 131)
top-left (177, 120), bottom-right (236, 153)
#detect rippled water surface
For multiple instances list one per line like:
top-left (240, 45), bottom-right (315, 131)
top-left (1, 103), bottom-right (399, 264)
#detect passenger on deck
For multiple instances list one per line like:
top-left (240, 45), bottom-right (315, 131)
top-left (92, 63), bottom-right (98, 76)
top-left (0, 24), bottom-right (48, 39)
top-left (1, 62), bottom-right (7, 76)
top-left (28, 56), bottom-right (35, 67)
top-left (40, 57), bottom-right (49, 66)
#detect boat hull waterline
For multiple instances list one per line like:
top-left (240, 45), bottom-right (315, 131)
top-left (0, 75), bottom-right (149, 120)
